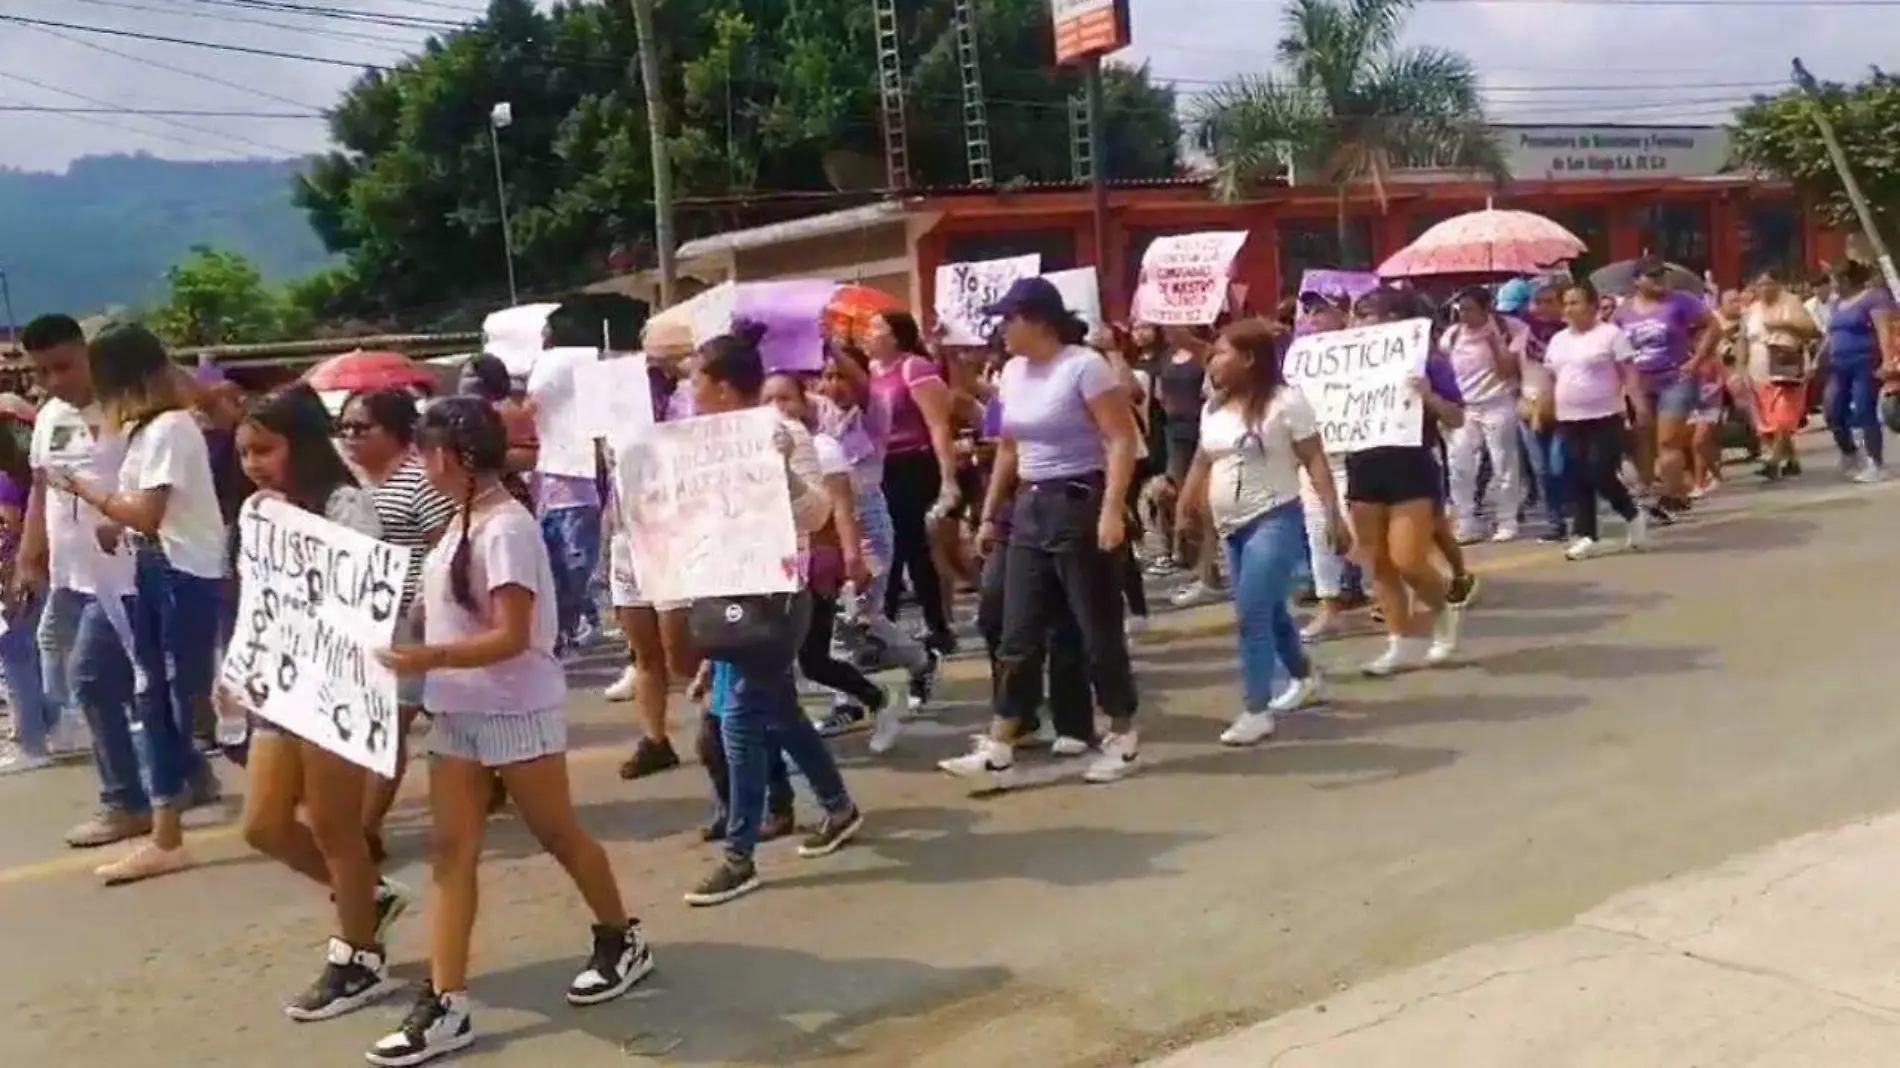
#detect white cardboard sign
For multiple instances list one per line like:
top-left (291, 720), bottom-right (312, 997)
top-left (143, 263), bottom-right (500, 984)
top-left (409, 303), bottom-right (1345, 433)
top-left (526, 346), bottom-right (601, 478)
top-left (1131, 231), bottom-right (1247, 326)
top-left (575, 353), bottom-right (656, 451)
top-left (1282, 318), bottom-right (1432, 454)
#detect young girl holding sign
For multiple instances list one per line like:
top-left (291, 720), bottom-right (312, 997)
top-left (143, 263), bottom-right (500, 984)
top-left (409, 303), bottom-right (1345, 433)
top-left (220, 385), bottom-right (413, 1022)
top-left (369, 397), bottom-right (652, 1067)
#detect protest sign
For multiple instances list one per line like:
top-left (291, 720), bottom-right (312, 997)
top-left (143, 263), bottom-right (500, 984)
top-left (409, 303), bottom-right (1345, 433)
top-left (1282, 317), bottom-right (1432, 454)
top-left (575, 354), bottom-right (656, 450)
top-left (220, 497), bottom-right (415, 776)
top-left (1131, 232), bottom-right (1247, 326)
top-left (616, 407), bottom-right (801, 605)
top-left (1043, 267), bottom-right (1103, 330)
top-left (934, 254), bottom-right (1042, 345)
top-left (527, 346), bottom-right (601, 478)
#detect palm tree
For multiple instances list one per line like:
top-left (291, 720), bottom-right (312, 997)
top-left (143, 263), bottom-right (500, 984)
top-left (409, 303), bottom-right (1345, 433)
top-left (1192, 0), bottom-right (1505, 263)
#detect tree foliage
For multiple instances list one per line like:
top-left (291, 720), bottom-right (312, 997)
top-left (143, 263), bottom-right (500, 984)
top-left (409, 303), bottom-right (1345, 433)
top-left (1730, 71), bottom-right (1900, 248)
top-left (149, 246), bottom-right (301, 348)
top-left (1190, 0), bottom-right (1501, 254)
top-left (295, 0), bottom-right (1183, 328)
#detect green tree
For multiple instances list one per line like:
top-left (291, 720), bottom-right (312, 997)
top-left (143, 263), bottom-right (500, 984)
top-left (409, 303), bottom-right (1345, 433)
top-left (294, 0), bottom-right (1183, 326)
top-left (149, 246), bottom-right (289, 348)
top-left (1190, 0), bottom-right (1502, 261)
top-left (1731, 72), bottom-right (1900, 250)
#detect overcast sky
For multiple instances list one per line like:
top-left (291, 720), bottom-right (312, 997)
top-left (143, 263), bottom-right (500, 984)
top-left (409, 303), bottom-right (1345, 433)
top-left (0, 0), bottom-right (1883, 172)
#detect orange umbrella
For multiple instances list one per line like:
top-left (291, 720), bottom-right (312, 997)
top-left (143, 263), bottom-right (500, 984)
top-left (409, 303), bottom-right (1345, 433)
top-left (823, 284), bottom-right (905, 344)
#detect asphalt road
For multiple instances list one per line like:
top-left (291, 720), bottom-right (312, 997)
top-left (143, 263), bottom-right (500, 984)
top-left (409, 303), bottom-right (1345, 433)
top-left (6, 447), bottom-right (1900, 1068)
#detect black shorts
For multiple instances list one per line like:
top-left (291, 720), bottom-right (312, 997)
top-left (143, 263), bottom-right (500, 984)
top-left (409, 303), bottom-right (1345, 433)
top-left (1344, 446), bottom-right (1443, 506)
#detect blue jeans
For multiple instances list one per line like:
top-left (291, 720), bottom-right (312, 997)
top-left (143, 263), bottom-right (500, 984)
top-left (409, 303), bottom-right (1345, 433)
top-left (41, 589), bottom-right (144, 813)
top-left (540, 505), bottom-right (603, 641)
top-left (128, 548), bottom-right (220, 807)
top-left (718, 594), bottom-right (854, 862)
top-left (1223, 502), bottom-right (1312, 713)
top-left (1519, 420), bottom-right (1565, 530)
top-left (0, 592), bottom-right (54, 756)
top-left (1825, 359), bottom-right (1885, 466)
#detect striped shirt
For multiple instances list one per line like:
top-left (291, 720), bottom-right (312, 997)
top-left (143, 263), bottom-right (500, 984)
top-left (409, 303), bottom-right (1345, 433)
top-left (370, 454), bottom-right (457, 613)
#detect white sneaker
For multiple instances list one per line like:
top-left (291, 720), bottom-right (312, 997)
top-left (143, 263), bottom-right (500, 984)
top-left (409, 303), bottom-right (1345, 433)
top-left (1171, 580), bottom-right (1219, 608)
top-left (601, 665), bottom-right (637, 703)
top-left (1489, 524), bottom-right (1519, 543)
top-left (1083, 731), bottom-right (1140, 783)
top-left (1219, 710), bottom-right (1277, 747)
top-left (1853, 459), bottom-right (1886, 484)
top-left (867, 702), bottom-right (903, 756)
top-left (1426, 610), bottom-right (1461, 666)
top-left (0, 747), bottom-right (54, 776)
top-left (1050, 735), bottom-right (1092, 758)
top-left (1840, 453), bottom-right (1862, 479)
top-left (1363, 636), bottom-right (1429, 678)
top-left (365, 988), bottom-right (474, 1067)
top-left (938, 736), bottom-right (1017, 786)
top-left (1624, 509), bottom-right (1650, 552)
top-left (1563, 536), bottom-right (1601, 561)
top-left (1268, 672), bottom-right (1323, 712)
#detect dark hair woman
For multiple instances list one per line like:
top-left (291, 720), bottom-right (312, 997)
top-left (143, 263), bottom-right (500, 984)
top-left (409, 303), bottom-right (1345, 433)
top-left (1546, 281), bottom-right (1650, 558)
top-left (52, 323), bottom-right (224, 886)
top-left (1822, 260), bottom-right (1898, 481)
top-left (943, 276), bottom-right (1143, 787)
top-left (1175, 318), bottom-right (1346, 746)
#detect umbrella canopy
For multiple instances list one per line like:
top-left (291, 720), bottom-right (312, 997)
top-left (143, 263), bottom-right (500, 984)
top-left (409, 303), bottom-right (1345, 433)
top-left (822, 283), bottom-right (905, 344)
top-left (1379, 209), bottom-right (1586, 279)
top-left (305, 350), bottom-right (435, 394)
top-left (1588, 259), bottom-right (1703, 299)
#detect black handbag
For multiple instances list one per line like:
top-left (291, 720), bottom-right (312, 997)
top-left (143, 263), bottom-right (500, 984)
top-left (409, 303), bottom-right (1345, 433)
top-left (687, 592), bottom-right (804, 665)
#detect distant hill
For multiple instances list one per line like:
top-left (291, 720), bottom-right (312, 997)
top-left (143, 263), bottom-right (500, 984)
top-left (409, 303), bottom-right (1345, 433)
top-left (0, 154), bottom-right (334, 321)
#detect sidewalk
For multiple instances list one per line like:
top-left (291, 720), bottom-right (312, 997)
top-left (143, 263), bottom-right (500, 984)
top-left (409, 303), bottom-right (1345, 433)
top-left (1152, 811), bottom-right (1900, 1067)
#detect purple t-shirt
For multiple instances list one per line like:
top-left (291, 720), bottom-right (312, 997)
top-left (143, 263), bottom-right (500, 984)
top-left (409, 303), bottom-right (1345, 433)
top-left (1613, 292), bottom-right (1707, 377)
top-left (998, 345), bottom-right (1116, 481)
top-left (869, 356), bottom-right (941, 456)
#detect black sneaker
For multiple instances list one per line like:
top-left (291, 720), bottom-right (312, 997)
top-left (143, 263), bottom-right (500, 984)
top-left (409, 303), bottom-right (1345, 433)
top-left (373, 879), bottom-right (412, 945)
top-left (700, 809), bottom-right (729, 843)
top-left (366, 987), bottom-right (474, 1067)
top-left (797, 805), bottom-right (864, 858)
top-left (565, 922), bottom-right (656, 1006)
top-left (814, 705), bottom-right (868, 738)
top-left (924, 630), bottom-right (960, 657)
top-left (684, 857), bottom-right (760, 907)
top-left (285, 938), bottom-right (400, 1023)
top-left (1785, 458), bottom-right (1803, 477)
top-left (1644, 503), bottom-right (1677, 527)
top-left (1445, 572), bottom-right (1479, 609)
top-left (617, 737), bottom-right (681, 781)
top-left (907, 650), bottom-right (941, 710)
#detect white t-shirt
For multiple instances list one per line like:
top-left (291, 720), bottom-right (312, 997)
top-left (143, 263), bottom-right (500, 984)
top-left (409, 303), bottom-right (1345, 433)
top-left (117, 409), bottom-right (229, 579)
top-left (29, 399), bottom-right (135, 595)
top-left (1199, 388), bottom-right (1320, 535)
top-left (420, 495), bottom-right (566, 715)
top-left (1544, 323), bottom-right (1638, 423)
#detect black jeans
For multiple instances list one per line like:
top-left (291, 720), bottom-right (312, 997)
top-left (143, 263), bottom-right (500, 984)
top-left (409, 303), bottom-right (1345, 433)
top-left (799, 594), bottom-right (883, 708)
top-left (1558, 416), bottom-right (1639, 540)
top-left (881, 449), bottom-right (951, 638)
top-left (993, 476), bottom-right (1137, 724)
top-left (979, 540), bottom-right (1093, 741)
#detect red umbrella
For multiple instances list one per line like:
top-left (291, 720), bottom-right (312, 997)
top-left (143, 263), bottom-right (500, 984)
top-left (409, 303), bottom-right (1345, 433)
top-left (822, 283), bottom-right (906, 344)
top-left (305, 350), bottom-right (435, 394)
top-left (1378, 209), bottom-right (1586, 279)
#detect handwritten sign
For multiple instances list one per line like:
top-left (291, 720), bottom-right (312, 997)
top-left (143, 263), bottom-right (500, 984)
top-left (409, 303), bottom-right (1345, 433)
top-left (934, 254), bottom-right (1041, 346)
top-left (616, 408), bottom-right (800, 604)
top-left (1132, 232), bottom-right (1247, 326)
top-left (527, 346), bottom-right (601, 478)
top-left (575, 354), bottom-right (656, 451)
top-left (1282, 318), bottom-right (1431, 454)
top-left (221, 497), bottom-right (415, 776)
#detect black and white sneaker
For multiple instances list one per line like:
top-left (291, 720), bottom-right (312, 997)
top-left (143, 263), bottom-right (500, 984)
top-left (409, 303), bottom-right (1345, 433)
top-left (813, 705), bottom-right (868, 738)
top-left (286, 937), bottom-right (402, 1022)
top-left (907, 650), bottom-right (941, 711)
top-left (683, 857), bottom-right (760, 907)
top-left (365, 987), bottom-right (474, 1067)
top-left (797, 805), bottom-right (864, 858)
top-left (373, 878), bottom-right (412, 945)
top-left (565, 922), bottom-right (656, 1006)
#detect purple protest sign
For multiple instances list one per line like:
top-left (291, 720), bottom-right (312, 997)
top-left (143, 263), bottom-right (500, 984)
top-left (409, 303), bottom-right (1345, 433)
top-left (733, 279), bottom-right (837, 373)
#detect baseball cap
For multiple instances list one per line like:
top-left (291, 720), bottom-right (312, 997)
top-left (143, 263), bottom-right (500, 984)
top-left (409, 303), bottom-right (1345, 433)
top-left (980, 276), bottom-right (1072, 322)
top-left (1494, 278), bottom-right (1535, 314)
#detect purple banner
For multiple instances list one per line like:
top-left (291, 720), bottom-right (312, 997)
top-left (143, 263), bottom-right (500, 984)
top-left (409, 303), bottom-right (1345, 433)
top-left (733, 279), bottom-right (836, 373)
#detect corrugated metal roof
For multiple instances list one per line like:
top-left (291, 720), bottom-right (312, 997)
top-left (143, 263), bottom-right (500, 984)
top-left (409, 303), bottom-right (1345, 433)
top-left (909, 175), bottom-right (1219, 196)
top-left (677, 201), bottom-right (908, 259)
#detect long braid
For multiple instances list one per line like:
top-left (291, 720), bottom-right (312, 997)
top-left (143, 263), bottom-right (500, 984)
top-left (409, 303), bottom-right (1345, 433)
top-left (449, 480), bottom-right (477, 612)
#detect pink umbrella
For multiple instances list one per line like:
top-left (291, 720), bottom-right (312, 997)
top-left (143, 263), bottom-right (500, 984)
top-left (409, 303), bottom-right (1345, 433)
top-left (305, 350), bottom-right (435, 394)
top-left (1378, 209), bottom-right (1586, 278)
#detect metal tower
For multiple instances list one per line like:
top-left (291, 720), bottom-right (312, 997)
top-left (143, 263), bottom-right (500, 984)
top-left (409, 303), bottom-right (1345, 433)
top-left (951, 0), bottom-right (993, 186)
top-left (1069, 90), bottom-right (1094, 183)
top-left (871, 0), bottom-right (912, 190)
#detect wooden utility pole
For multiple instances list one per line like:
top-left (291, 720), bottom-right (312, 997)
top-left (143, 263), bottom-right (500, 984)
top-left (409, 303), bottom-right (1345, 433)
top-left (1792, 58), bottom-right (1899, 294)
top-left (629, 0), bottom-right (677, 307)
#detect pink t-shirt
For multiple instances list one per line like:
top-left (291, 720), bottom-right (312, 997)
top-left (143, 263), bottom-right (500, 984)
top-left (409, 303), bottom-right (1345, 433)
top-left (420, 496), bottom-right (566, 715)
top-left (1544, 322), bottom-right (1637, 423)
top-left (869, 355), bottom-right (941, 456)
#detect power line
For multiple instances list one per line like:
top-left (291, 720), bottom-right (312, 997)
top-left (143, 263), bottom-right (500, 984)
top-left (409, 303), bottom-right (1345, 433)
top-left (63, 0), bottom-right (427, 50)
top-left (0, 104), bottom-right (323, 118)
top-left (173, 0), bottom-right (463, 33)
top-left (0, 67), bottom-right (305, 156)
top-left (0, 14), bottom-right (394, 70)
top-left (20, 21), bottom-right (335, 112)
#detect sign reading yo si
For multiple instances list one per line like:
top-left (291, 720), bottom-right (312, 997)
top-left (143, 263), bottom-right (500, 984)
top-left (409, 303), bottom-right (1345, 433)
top-left (220, 496), bottom-right (416, 777)
top-left (933, 254), bottom-right (1041, 346)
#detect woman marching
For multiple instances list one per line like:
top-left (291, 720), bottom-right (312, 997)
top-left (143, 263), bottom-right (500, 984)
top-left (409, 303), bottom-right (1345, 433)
top-left (1546, 281), bottom-right (1651, 559)
top-left (368, 397), bottom-right (652, 1066)
top-left (1177, 318), bottom-right (1346, 746)
top-left (221, 385), bottom-right (414, 1020)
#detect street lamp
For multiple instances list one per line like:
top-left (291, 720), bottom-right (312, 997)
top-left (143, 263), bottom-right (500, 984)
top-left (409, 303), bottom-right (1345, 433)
top-left (489, 101), bottom-right (521, 306)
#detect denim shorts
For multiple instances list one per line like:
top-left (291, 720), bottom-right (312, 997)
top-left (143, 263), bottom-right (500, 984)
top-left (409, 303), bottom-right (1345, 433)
top-left (428, 708), bottom-right (567, 767)
top-left (1640, 369), bottom-right (1700, 419)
